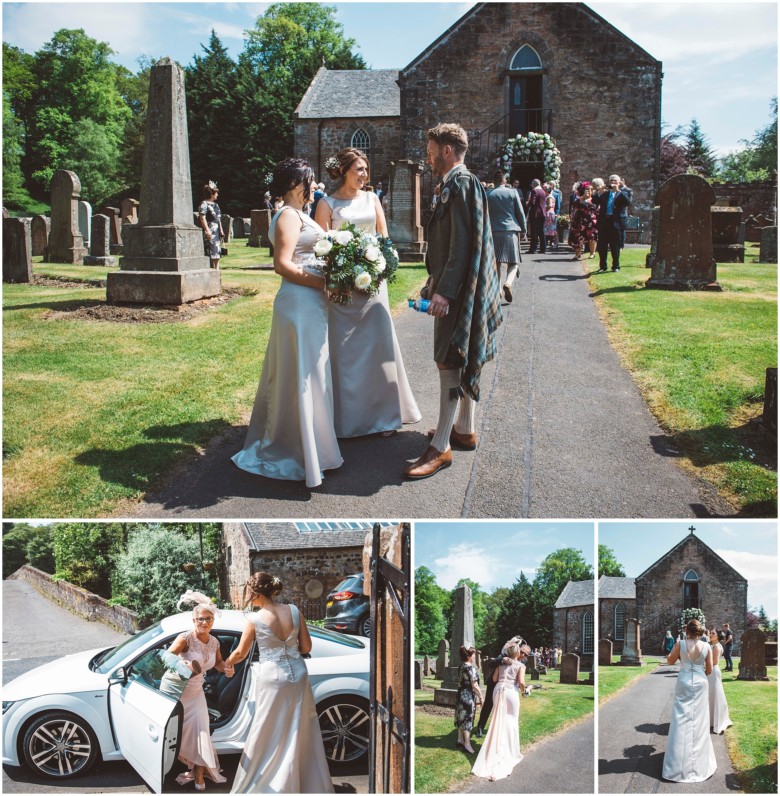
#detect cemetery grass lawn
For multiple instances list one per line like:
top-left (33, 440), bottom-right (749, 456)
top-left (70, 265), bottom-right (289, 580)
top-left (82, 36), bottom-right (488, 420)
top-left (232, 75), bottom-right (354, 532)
top-left (3, 249), bottom-right (427, 517)
top-left (598, 656), bottom-right (659, 703)
top-left (722, 663), bottom-right (778, 793)
top-left (588, 244), bottom-right (777, 515)
top-left (415, 672), bottom-right (593, 793)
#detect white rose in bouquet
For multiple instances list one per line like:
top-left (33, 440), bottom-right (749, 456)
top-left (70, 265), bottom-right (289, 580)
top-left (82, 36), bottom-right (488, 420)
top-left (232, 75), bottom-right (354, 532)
top-left (313, 237), bottom-right (333, 256)
top-left (354, 270), bottom-right (372, 290)
top-left (334, 230), bottom-right (354, 245)
top-left (392, 248), bottom-right (399, 259)
top-left (364, 244), bottom-right (380, 262)
top-left (376, 254), bottom-right (386, 272)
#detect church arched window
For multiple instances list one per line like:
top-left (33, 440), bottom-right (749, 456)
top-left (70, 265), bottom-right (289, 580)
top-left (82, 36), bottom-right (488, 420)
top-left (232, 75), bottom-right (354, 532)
top-left (351, 128), bottom-right (370, 159)
top-left (614, 604), bottom-right (625, 641)
top-left (509, 44), bottom-right (543, 71)
top-left (582, 610), bottom-right (594, 654)
top-left (683, 569), bottom-right (699, 582)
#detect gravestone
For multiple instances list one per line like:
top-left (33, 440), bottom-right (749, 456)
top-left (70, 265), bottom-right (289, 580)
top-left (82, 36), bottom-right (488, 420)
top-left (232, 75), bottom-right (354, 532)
top-left (598, 638), bottom-right (613, 666)
top-left (745, 214), bottom-right (771, 243)
top-left (47, 170), bottom-right (87, 264)
top-left (559, 652), bottom-right (580, 684)
top-left (737, 628), bottom-right (769, 681)
top-left (434, 584), bottom-right (474, 707)
top-left (645, 206), bottom-right (660, 268)
top-left (759, 226), bottom-right (777, 263)
top-left (765, 640), bottom-right (777, 666)
top-left (646, 174), bottom-right (721, 290)
top-left (248, 209), bottom-right (271, 248)
top-left (31, 215), bottom-right (50, 257)
top-left (436, 639), bottom-right (449, 678)
top-left (3, 217), bottom-right (33, 283)
top-left (526, 653), bottom-right (539, 681)
top-left (121, 198), bottom-right (140, 224)
top-left (414, 660), bottom-right (423, 690)
top-left (232, 217), bottom-right (246, 239)
top-left (711, 206), bottom-right (744, 263)
top-left (107, 58), bottom-right (220, 305)
top-left (620, 618), bottom-right (643, 666)
top-left (2, 207), bottom-right (9, 218)
top-left (423, 655), bottom-right (431, 676)
top-left (84, 215), bottom-right (117, 266)
top-left (221, 214), bottom-right (232, 243)
top-left (98, 206), bottom-right (123, 253)
top-left (387, 159), bottom-right (427, 261)
top-left (763, 368), bottom-right (777, 435)
top-left (78, 200), bottom-right (92, 251)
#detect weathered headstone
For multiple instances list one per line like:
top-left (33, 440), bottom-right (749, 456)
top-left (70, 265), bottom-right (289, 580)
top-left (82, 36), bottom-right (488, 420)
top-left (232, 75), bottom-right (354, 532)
top-left (414, 660), bottom-right (423, 690)
top-left (121, 198), bottom-right (140, 224)
top-left (47, 170), bottom-right (87, 264)
top-left (646, 174), bottom-right (721, 290)
top-left (436, 638), bottom-right (449, 678)
top-left (620, 618), bottom-right (643, 666)
top-left (559, 652), bottom-right (580, 684)
top-left (598, 638), bottom-right (613, 667)
top-left (387, 159), bottom-right (427, 260)
top-left (711, 206), bottom-right (744, 263)
top-left (423, 654), bottom-right (431, 676)
top-left (248, 209), bottom-right (271, 248)
top-left (526, 652), bottom-right (539, 681)
top-left (3, 217), bottom-right (33, 283)
top-left (31, 215), bottom-right (50, 257)
top-left (107, 58), bottom-right (220, 305)
top-left (759, 226), bottom-right (777, 263)
top-left (232, 216), bottom-right (246, 239)
top-left (434, 584), bottom-right (474, 706)
top-left (737, 628), bottom-right (769, 681)
top-left (99, 206), bottom-right (123, 252)
top-left (84, 215), bottom-right (117, 266)
top-left (78, 200), bottom-right (92, 252)
top-left (645, 206), bottom-right (660, 268)
top-left (2, 207), bottom-right (9, 218)
top-left (221, 214), bottom-right (233, 243)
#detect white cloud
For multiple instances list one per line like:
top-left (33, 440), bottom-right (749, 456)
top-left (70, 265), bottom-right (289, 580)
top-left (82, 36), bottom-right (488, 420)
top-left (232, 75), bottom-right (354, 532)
top-left (433, 543), bottom-right (502, 590)
top-left (715, 549), bottom-right (778, 586)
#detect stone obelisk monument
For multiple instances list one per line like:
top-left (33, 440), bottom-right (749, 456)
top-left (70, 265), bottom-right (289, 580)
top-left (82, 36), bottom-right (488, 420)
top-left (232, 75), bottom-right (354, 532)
top-left (434, 583), bottom-right (474, 707)
top-left (107, 58), bottom-right (220, 304)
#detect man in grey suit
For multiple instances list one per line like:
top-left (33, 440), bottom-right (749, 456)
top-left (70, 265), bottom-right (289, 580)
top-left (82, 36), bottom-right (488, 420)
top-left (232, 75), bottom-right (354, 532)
top-left (487, 173), bottom-right (526, 303)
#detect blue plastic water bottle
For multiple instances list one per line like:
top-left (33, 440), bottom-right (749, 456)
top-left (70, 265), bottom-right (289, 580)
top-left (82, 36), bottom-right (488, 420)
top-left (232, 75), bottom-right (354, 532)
top-left (408, 298), bottom-right (431, 312)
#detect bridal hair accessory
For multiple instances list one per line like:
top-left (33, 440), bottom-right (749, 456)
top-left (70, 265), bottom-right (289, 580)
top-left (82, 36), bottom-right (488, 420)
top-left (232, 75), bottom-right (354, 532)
top-left (272, 576), bottom-right (281, 585)
top-left (177, 590), bottom-right (220, 617)
top-left (208, 180), bottom-right (218, 191)
top-left (325, 155), bottom-right (341, 171)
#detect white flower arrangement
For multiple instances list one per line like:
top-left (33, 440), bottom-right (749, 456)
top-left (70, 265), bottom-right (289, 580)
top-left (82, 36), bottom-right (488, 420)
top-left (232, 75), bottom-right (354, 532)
top-left (496, 131), bottom-right (562, 183)
top-left (313, 238), bottom-right (333, 256)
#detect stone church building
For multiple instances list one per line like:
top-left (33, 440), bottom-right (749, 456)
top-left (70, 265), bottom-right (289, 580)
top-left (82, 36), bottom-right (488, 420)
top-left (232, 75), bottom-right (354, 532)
top-left (553, 579), bottom-right (595, 669)
top-left (596, 529), bottom-right (748, 654)
top-left (295, 2), bottom-right (662, 225)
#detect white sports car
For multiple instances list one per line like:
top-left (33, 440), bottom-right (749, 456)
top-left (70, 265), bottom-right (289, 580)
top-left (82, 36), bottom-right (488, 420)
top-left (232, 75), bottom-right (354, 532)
top-left (2, 610), bottom-right (370, 792)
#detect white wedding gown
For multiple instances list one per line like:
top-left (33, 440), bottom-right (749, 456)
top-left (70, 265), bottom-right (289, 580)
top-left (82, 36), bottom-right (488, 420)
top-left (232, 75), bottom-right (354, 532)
top-left (662, 640), bottom-right (717, 782)
top-left (708, 642), bottom-right (733, 734)
top-left (472, 660), bottom-right (524, 781)
top-left (231, 605), bottom-right (334, 793)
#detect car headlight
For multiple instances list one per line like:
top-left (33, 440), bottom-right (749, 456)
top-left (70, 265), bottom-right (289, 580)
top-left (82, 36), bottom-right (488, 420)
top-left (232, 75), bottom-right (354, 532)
top-left (2, 701), bottom-right (14, 714)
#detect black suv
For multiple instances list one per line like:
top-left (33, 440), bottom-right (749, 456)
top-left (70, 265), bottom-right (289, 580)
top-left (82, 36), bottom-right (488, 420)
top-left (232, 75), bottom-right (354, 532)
top-left (324, 574), bottom-right (371, 637)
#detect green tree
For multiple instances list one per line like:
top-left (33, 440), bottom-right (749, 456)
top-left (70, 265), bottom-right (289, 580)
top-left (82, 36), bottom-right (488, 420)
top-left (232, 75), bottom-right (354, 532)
top-left (684, 118), bottom-right (716, 178)
top-left (481, 586), bottom-right (509, 654)
top-left (2, 523), bottom-right (36, 578)
top-left (492, 572), bottom-right (541, 652)
top-left (115, 58), bottom-right (153, 195)
top-left (53, 523), bottom-right (126, 596)
top-left (414, 566), bottom-right (448, 655)
top-left (24, 527), bottom-right (56, 573)
top-left (112, 526), bottom-right (220, 624)
top-left (2, 92), bottom-right (31, 208)
top-left (598, 544), bottom-right (626, 577)
top-left (718, 99), bottom-right (778, 183)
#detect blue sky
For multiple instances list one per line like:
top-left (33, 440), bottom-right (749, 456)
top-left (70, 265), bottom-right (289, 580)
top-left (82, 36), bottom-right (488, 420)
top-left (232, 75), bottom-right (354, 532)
top-left (414, 521), bottom-right (595, 591)
top-left (599, 521), bottom-right (778, 620)
top-left (2, 2), bottom-right (777, 155)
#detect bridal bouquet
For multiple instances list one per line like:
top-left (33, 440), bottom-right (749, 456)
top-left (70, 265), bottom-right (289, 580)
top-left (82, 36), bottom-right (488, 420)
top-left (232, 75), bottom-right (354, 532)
top-left (314, 222), bottom-right (400, 305)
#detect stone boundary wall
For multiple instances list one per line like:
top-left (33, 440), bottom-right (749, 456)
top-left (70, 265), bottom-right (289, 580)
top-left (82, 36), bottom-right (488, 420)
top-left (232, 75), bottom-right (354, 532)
top-left (8, 565), bottom-right (140, 634)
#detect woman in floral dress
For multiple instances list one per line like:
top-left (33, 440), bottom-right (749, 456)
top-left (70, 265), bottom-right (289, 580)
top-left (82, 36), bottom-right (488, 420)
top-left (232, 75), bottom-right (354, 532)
top-left (569, 182), bottom-right (599, 260)
top-left (455, 645), bottom-right (483, 754)
top-left (198, 182), bottom-right (223, 269)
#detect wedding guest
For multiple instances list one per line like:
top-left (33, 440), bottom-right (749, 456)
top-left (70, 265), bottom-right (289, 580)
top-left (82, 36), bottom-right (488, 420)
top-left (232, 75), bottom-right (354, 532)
top-left (526, 179), bottom-right (548, 254)
top-left (721, 624), bottom-right (734, 671)
top-left (593, 173), bottom-right (632, 272)
top-left (551, 646), bottom-right (558, 669)
top-left (662, 619), bottom-right (716, 782)
top-left (708, 629), bottom-right (733, 734)
top-left (310, 182), bottom-right (326, 218)
top-left (569, 182), bottom-right (598, 261)
top-left (263, 191), bottom-right (273, 211)
top-left (375, 181), bottom-right (386, 204)
top-left (455, 645), bottom-right (483, 754)
top-left (405, 123), bottom-right (502, 479)
top-left (475, 635), bottom-right (524, 737)
top-left (486, 172), bottom-right (526, 303)
top-left (663, 630), bottom-right (675, 656)
top-left (198, 182), bottom-right (223, 269)
top-left (543, 195), bottom-right (558, 251)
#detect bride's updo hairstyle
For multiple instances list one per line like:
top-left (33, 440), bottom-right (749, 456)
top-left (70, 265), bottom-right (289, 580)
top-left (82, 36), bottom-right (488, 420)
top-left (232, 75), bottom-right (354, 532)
top-left (505, 643), bottom-right (520, 659)
top-left (685, 619), bottom-right (705, 638)
top-left (325, 147), bottom-right (368, 182)
top-left (269, 158), bottom-right (314, 204)
top-left (242, 571), bottom-right (284, 608)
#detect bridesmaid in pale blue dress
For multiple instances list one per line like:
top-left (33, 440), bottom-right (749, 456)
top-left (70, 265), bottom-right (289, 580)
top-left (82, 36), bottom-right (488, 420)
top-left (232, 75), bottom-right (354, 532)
top-left (232, 159), bottom-right (342, 488)
top-left (315, 147), bottom-right (421, 438)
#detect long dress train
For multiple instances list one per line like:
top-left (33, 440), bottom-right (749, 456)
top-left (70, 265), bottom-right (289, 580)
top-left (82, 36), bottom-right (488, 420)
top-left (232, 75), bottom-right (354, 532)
top-left (708, 642), bottom-right (733, 734)
top-left (662, 640), bottom-right (717, 783)
top-left (231, 605), bottom-right (334, 793)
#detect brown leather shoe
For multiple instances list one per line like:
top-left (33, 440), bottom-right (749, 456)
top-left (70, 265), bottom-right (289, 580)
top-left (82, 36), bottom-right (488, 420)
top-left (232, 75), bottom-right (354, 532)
top-left (426, 428), bottom-right (477, 450)
top-left (404, 445), bottom-right (453, 479)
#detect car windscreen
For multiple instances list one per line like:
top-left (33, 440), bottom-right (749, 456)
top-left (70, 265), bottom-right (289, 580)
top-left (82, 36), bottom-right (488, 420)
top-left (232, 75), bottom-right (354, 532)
top-left (332, 576), bottom-right (363, 594)
top-left (91, 622), bottom-right (165, 673)
top-left (310, 626), bottom-right (365, 649)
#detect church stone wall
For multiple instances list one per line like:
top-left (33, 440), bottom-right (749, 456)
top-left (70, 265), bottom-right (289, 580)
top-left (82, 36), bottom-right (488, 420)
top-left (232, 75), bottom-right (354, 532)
top-left (398, 2), bottom-right (661, 223)
top-left (554, 605), bottom-right (594, 669)
top-left (598, 597), bottom-right (637, 655)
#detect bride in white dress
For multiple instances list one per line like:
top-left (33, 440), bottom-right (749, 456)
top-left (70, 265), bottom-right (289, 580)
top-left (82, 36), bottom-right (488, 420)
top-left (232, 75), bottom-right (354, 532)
top-left (232, 158), bottom-right (342, 488)
top-left (662, 619), bottom-right (717, 783)
top-left (707, 629), bottom-right (733, 734)
top-left (314, 147), bottom-right (421, 438)
top-left (472, 643), bottom-right (527, 781)
top-left (224, 572), bottom-right (334, 794)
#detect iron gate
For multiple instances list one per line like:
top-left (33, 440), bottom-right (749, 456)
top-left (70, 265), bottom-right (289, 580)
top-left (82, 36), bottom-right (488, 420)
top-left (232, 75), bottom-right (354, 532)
top-left (368, 522), bottom-right (411, 793)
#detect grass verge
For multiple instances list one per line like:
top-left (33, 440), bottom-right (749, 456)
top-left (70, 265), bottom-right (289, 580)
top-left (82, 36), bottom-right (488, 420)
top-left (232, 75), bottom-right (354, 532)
top-left (588, 244), bottom-right (777, 515)
top-left (415, 671), bottom-right (594, 793)
top-left (598, 656), bottom-right (660, 703)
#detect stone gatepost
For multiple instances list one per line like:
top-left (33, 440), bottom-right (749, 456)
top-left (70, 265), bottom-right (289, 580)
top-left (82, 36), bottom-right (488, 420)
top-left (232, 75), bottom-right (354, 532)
top-left (759, 226), bottom-right (777, 263)
top-left (47, 170), bottom-right (87, 264)
top-left (107, 58), bottom-right (220, 305)
top-left (434, 584), bottom-right (474, 707)
top-left (620, 618), bottom-right (643, 666)
top-left (436, 638), bottom-right (449, 678)
top-left (3, 217), bottom-right (33, 283)
top-left (646, 174), bottom-right (720, 290)
top-left (559, 652), bottom-right (580, 684)
top-left (387, 159), bottom-right (427, 261)
top-left (711, 206), bottom-right (744, 263)
top-left (598, 638), bottom-right (613, 666)
top-left (85, 215), bottom-right (117, 266)
top-left (31, 215), bottom-right (50, 257)
top-left (737, 628), bottom-right (769, 681)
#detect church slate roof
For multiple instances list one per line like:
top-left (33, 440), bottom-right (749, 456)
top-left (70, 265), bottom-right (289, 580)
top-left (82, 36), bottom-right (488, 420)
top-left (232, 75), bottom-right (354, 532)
top-left (294, 67), bottom-right (400, 119)
top-left (243, 522), bottom-right (370, 550)
top-left (598, 575), bottom-right (636, 599)
top-left (555, 579), bottom-right (594, 609)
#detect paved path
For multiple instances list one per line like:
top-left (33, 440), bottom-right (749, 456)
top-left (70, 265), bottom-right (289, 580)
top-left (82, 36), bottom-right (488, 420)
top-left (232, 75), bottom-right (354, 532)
top-left (464, 713), bottom-right (594, 794)
top-left (129, 250), bottom-right (733, 519)
top-left (598, 661), bottom-right (737, 793)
